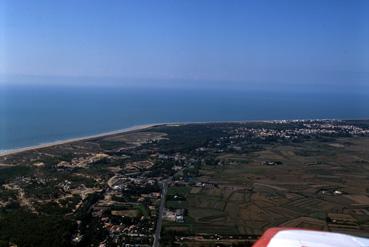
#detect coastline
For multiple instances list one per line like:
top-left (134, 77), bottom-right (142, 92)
top-left (1, 118), bottom-right (364, 158)
top-left (0, 120), bottom-right (242, 157)
top-left (0, 123), bottom-right (158, 157)
top-left (0, 120), bottom-right (244, 157)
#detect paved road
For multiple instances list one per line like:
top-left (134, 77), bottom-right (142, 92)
top-left (153, 181), bottom-right (168, 247)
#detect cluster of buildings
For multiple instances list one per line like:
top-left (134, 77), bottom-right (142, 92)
top-left (2, 120), bottom-right (369, 246)
top-left (163, 208), bottom-right (185, 223)
top-left (85, 174), bottom-right (162, 246)
top-left (12, 175), bottom-right (51, 186)
top-left (228, 120), bottom-right (369, 141)
top-left (57, 153), bottom-right (109, 169)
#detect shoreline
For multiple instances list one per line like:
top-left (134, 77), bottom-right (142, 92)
top-left (0, 118), bottom-right (366, 157)
top-left (0, 123), bottom-right (158, 157)
top-left (0, 120), bottom-right (253, 157)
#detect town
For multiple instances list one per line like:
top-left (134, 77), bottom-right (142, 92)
top-left (0, 119), bottom-right (369, 246)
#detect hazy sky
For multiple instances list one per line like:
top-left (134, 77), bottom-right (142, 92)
top-left (0, 0), bottom-right (368, 88)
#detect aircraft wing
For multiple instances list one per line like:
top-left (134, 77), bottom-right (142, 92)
top-left (253, 227), bottom-right (369, 247)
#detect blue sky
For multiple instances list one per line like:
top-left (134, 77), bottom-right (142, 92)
top-left (0, 0), bottom-right (368, 88)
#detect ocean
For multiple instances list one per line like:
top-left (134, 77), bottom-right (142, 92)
top-left (1, 83), bottom-right (368, 151)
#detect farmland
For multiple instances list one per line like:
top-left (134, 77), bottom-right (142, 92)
top-left (162, 131), bottom-right (369, 245)
top-left (0, 120), bottom-right (369, 246)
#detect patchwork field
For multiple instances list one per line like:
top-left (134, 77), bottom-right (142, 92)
top-left (164, 137), bottom-right (369, 238)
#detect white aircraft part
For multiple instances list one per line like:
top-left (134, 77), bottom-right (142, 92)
top-left (267, 230), bottom-right (369, 247)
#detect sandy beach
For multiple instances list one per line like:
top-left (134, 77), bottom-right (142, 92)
top-left (0, 119), bottom-right (326, 158)
top-left (0, 120), bottom-right (247, 157)
top-left (0, 123), bottom-right (157, 157)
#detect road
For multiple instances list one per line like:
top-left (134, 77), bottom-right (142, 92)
top-left (153, 180), bottom-right (168, 247)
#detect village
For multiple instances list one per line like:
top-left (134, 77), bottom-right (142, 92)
top-left (0, 120), bottom-right (369, 246)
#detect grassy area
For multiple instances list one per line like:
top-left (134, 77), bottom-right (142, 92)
top-left (167, 186), bottom-right (191, 196)
top-left (134, 204), bottom-right (149, 218)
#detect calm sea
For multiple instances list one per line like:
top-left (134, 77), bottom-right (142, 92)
top-left (1, 84), bottom-right (368, 151)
